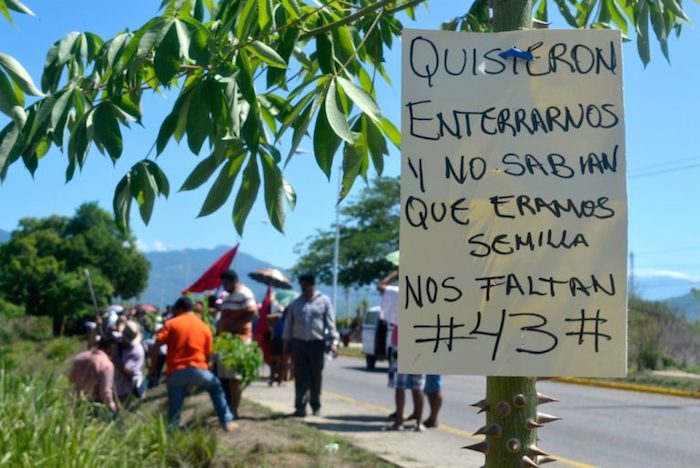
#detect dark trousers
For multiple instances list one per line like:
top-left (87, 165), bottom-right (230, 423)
top-left (291, 339), bottom-right (325, 413)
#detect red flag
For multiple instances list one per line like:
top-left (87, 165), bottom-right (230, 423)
top-left (182, 245), bottom-right (238, 293)
top-left (254, 284), bottom-right (273, 365)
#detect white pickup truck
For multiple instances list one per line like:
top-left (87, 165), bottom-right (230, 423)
top-left (361, 306), bottom-right (394, 369)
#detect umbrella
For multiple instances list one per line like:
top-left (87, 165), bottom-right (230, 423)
top-left (386, 250), bottom-right (399, 266)
top-left (248, 268), bottom-right (293, 289)
top-left (275, 289), bottom-right (299, 307)
top-left (106, 304), bottom-right (124, 315)
top-left (140, 304), bottom-right (157, 312)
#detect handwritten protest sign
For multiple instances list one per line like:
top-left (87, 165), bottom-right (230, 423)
top-left (398, 29), bottom-right (627, 377)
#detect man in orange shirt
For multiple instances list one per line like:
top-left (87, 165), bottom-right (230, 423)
top-left (149, 297), bottom-right (237, 431)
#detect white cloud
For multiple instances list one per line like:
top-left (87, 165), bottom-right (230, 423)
top-left (151, 240), bottom-right (169, 252)
top-left (633, 268), bottom-right (700, 282)
top-left (136, 239), bottom-right (170, 252)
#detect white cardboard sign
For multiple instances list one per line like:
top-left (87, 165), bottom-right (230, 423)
top-left (399, 29), bottom-right (627, 377)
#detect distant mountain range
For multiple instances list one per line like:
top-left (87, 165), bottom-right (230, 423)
top-left (1, 229), bottom-right (698, 320)
top-left (141, 245), bottom-right (282, 307)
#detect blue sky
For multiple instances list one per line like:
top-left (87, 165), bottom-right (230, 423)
top-left (1, 1), bottom-right (699, 299)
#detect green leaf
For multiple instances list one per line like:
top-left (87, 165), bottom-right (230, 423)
top-left (376, 116), bottom-right (400, 149)
top-left (180, 148), bottom-right (227, 191)
top-left (283, 179), bottom-right (296, 210)
top-left (332, 26), bottom-right (356, 71)
top-left (260, 151), bottom-right (285, 232)
top-left (174, 18), bottom-right (192, 61)
top-left (0, 123), bottom-right (20, 179)
top-left (67, 110), bottom-right (93, 176)
top-left (0, 70), bottom-right (23, 123)
top-left (662, 0), bottom-right (690, 22)
top-left (649, 0), bottom-right (669, 61)
top-left (534, 0), bottom-right (548, 22)
top-left (57, 32), bottom-right (81, 65)
top-left (313, 102), bottom-right (341, 179)
top-left (336, 76), bottom-right (381, 122)
top-left (113, 173), bottom-right (132, 230)
top-left (316, 32), bottom-right (334, 74)
top-left (637, 2), bottom-right (651, 66)
top-left (604, 0), bottom-right (628, 34)
top-left (93, 103), bottom-right (122, 161)
top-left (553, 0), bottom-right (578, 27)
top-left (156, 111), bottom-right (177, 155)
top-left (232, 155), bottom-right (260, 234)
top-left (130, 162), bottom-right (158, 224)
top-left (154, 21), bottom-right (181, 84)
top-left (365, 116), bottom-right (388, 175)
top-left (186, 82), bottom-right (210, 154)
top-left (266, 27), bottom-right (299, 88)
top-left (6, 0), bottom-right (35, 16)
top-left (281, 0), bottom-right (301, 19)
top-left (199, 153), bottom-right (245, 217)
top-left (339, 143), bottom-right (364, 201)
top-left (285, 95), bottom-right (319, 166)
top-left (236, 0), bottom-right (257, 42)
top-left (144, 160), bottom-right (170, 197)
top-left (49, 87), bottom-right (74, 146)
top-left (257, 0), bottom-right (272, 30)
top-left (248, 41), bottom-right (288, 69)
top-left (0, 52), bottom-right (44, 97)
top-left (325, 79), bottom-right (354, 144)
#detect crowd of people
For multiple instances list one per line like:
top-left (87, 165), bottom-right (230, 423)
top-left (67, 267), bottom-right (443, 434)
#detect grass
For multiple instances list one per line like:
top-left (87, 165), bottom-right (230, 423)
top-left (0, 314), bottom-right (396, 467)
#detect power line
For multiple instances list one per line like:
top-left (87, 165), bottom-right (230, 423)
top-left (628, 155), bottom-right (700, 175)
top-left (629, 162), bottom-right (700, 179)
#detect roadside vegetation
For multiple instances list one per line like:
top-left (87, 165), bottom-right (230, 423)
top-left (0, 310), bottom-right (395, 467)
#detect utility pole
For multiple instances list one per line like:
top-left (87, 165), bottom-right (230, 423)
top-left (332, 167), bottom-right (341, 315)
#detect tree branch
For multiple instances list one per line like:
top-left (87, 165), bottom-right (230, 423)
top-left (299, 0), bottom-right (425, 40)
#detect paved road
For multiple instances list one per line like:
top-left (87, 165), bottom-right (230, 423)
top-left (323, 356), bottom-right (700, 467)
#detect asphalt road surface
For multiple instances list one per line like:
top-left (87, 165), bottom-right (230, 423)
top-left (323, 356), bottom-right (700, 467)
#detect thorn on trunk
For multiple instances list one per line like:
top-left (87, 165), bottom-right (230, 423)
top-left (496, 401), bottom-right (512, 418)
top-left (538, 457), bottom-right (557, 465)
top-left (537, 412), bottom-right (562, 424)
top-left (463, 440), bottom-right (489, 454)
top-left (525, 418), bottom-right (543, 430)
top-left (521, 455), bottom-right (539, 467)
top-left (506, 438), bottom-right (522, 454)
top-left (473, 424), bottom-right (502, 438)
top-left (536, 392), bottom-right (558, 405)
top-left (528, 445), bottom-right (550, 457)
top-left (513, 393), bottom-right (527, 408)
top-left (470, 399), bottom-right (490, 414)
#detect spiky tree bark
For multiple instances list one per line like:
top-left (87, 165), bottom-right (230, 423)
top-left (464, 3), bottom-right (560, 467)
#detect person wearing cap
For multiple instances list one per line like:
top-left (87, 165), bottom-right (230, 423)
top-left (68, 334), bottom-right (119, 416)
top-left (282, 273), bottom-right (339, 417)
top-left (149, 297), bottom-right (237, 432)
top-left (217, 269), bottom-right (258, 418)
top-left (114, 320), bottom-right (146, 403)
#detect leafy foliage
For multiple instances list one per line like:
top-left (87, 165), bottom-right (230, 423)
top-left (0, 202), bottom-right (149, 334)
top-left (0, 0), bottom-right (692, 235)
top-left (214, 332), bottom-right (263, 387)
top-left (292, 176), bottom-right (399, 288)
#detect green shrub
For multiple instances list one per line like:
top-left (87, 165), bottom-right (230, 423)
top-left (0, 366), bottom-right (221, 467)
top-left (637, 346), bottom-right (662, 371)
top-left (214, 333), bottom-right (263, 387)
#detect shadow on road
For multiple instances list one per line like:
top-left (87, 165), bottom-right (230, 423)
top-left (306, 413), bottom-right (391, 433)
top-left (341, 365), bottom-right (388, 374)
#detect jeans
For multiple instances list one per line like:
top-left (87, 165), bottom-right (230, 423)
top-left (166, 367), bottom-right (233, 428)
